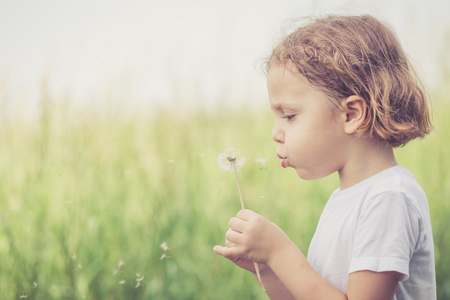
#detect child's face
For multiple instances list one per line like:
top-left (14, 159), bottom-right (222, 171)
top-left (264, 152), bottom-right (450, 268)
top-left (267, 65), bottom-right (348, 180)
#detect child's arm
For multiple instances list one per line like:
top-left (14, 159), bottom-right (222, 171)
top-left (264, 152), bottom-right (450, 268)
top-left (214, 209), bottom-right (400, 300)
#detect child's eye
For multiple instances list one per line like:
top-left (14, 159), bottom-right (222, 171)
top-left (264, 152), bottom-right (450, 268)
top-left (282, 114), bottom-right (295, 121)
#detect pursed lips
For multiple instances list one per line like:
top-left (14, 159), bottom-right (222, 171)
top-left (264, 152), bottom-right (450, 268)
top-left (277, 153), bottom-right (288, 169)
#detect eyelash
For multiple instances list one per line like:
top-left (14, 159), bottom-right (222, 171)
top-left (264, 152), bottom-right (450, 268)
top-left (282, 114), bottom-right (295, 121)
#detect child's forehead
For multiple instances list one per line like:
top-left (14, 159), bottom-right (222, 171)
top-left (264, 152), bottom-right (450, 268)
top-left (267, 64), bottom-right (316, 93)
top-left (268, 64), bottom-right (305, 83)
top-left (267, 63), bottom-right (343, 111)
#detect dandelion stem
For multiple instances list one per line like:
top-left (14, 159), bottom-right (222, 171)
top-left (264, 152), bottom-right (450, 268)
top-left (234, 169), bottom-right (245, 210)
top-left (233, 169), bottom-right (266, 292)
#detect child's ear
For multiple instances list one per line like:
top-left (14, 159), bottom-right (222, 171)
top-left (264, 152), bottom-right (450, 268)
top-left (341, 95), bottom-right (367, 134)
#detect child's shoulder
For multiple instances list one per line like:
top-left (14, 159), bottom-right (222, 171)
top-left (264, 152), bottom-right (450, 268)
top-left (336, 165), bottom-right (419, 197)
top-left (367, 165), bottom-right (419, 193)
top-left (365, 165), bottom-right (423, 195)
top-left (331, 165), bottom-right (427, 211)
top-left (363, 165), bottom-right (428, 214)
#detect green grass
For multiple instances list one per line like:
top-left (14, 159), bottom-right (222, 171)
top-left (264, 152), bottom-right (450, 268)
top-left (0, 90), bottom-right (449, 299)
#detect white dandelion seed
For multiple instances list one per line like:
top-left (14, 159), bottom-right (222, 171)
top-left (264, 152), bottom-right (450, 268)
top-left (33, 282), bottom-right (38, 288)
top-left (255, 158), bottom-right (268, 166)
top-left (70, 253), bottom-right (77, 260)
top-left (135, 274), bottom-right (145, 288)
top-left (217, 147), bottom-right (245, 172)
top-left (159, 242), bottom-right (170, 260)
top-left (113, 260), bottom-right (125, 275)
top-left (19, 290), bottom-right (27, 298)
top-left (160, 242), bottom-right (169, 251)
top-left (75, 264), bottom-right (83, 270)
top-left (198, 152), bottom-right (205, 157)
top-left (168, 160), bottom-right (175, 163)
top-left (119, 280), bottom-right (126, 285)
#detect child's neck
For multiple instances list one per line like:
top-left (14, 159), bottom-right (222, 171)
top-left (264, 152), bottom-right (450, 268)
top-left (338, 139), bottom-right (398, 190)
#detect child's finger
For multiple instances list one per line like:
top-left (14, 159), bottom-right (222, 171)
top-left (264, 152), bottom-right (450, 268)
top-left (225, 228), bottom-right (246, 245)
top-left (213, 245), bottom-right (242, 259)
top-left (226, 238), bottom-right (237, 248)
top-left (228, 216), bottom-right (247, 232)
top-left (237, 209), bottom-right (258, 221)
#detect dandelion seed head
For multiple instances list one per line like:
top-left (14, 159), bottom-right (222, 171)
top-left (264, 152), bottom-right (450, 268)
top-left (217, 147), bottom-right (245, 172)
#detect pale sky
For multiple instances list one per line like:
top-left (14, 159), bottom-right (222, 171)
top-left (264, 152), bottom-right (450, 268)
top-left (1, 0), bottom-right (449, 112)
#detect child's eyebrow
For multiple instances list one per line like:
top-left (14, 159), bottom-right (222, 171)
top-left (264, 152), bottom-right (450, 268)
top-left (270, 102), bottom-right (298, 114)
top-left (269, 100), bottom-right (283, 111)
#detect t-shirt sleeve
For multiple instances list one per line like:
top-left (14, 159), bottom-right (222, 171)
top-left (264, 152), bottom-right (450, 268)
top-left (348, 191), bottom-right (422, 281)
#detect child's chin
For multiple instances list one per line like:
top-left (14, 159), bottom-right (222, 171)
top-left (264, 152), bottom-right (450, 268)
top-left (295, 168), bottom-right (328, 181)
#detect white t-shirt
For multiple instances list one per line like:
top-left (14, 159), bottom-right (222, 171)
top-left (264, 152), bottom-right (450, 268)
top-left (307, 166), bottom-right (436, 299)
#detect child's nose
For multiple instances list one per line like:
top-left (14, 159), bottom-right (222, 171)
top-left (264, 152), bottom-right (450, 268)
top-left (271, 121), bottom-right (284, 144)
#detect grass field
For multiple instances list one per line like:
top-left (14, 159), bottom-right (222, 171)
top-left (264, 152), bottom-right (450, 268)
top-left (0, 85), bottom-right (449, 299)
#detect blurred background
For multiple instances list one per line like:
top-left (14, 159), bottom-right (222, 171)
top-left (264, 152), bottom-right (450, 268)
top-left (1, 0), bottom-right (449, 299)
top-left (1, 0), bottom-right (450, 113)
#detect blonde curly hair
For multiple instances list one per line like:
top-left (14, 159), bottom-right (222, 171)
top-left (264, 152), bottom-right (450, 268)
top-left (267, 15), bottom-right (432, 147)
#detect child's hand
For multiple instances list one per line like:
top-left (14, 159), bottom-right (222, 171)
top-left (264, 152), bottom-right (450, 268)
top-left (213, 209), bottom-right (292, 268)
top-left (220, 240), bottom-right (269, 275)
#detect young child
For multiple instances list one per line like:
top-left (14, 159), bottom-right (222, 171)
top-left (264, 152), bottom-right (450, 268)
top-left (213, 15), bottom-right (436, 299)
